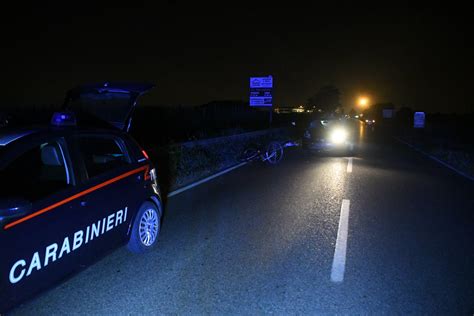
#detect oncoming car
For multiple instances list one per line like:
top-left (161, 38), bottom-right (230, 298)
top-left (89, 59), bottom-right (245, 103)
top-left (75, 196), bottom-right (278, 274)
top-left (302, 116), bottom-right (358, 155)
top-left (0, 82), bottom-right (162, 312)
top-left (364, 118), bottom-right (376, 126)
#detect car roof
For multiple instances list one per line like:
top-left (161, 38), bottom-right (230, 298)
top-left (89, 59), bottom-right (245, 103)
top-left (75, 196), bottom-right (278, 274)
top-left (0, 125), bottom-right (125, 147)
top-left (66, 82), bottom-right (155, 96)
top-left (0, 128), bottom-right (41, 146)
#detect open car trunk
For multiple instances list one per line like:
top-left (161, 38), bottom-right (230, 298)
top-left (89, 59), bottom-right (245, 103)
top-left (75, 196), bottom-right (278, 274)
top-left (63, 82), bottom-right (155, 132)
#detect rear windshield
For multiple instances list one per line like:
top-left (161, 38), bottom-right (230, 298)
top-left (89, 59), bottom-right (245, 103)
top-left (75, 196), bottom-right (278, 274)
top-left (67, 92), bottom-right (132, 130)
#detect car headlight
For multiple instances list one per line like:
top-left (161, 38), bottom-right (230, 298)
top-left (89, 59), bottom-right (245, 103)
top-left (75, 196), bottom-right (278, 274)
top-left (329, 128), bottom-right (348, 144)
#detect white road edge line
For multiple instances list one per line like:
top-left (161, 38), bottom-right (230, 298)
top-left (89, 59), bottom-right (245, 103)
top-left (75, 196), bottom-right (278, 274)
top-left (331, 199), bottom-right (351, 283)
top-left (347, 157), bottom-right (353, 173)
top-left (167, 162), bottom-right (248, 197)
top-left (393, 137), bottom-right (474, 182)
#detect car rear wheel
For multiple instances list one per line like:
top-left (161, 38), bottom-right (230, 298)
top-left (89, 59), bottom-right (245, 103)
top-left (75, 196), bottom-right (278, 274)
top-left (128, 201), bottom-right (162, 253)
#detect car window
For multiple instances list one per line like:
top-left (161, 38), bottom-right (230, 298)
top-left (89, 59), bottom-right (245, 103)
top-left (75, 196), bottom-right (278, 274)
top-left (77, 136), bottom-right (131, 179)
top-left (0, 141), bottom-right (71, 202)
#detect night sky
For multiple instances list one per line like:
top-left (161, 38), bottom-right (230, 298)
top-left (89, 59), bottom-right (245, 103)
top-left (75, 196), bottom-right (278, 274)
top-left (2, 2), bottom-right (472, 113)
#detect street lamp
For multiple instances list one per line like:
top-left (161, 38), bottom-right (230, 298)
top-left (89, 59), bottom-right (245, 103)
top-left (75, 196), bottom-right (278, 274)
top-left (358, 97), bottom-right (369, 108)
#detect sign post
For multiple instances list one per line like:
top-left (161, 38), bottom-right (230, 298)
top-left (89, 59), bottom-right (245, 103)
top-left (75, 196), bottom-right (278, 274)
top-left (250, 75), bottom-right (273, 127)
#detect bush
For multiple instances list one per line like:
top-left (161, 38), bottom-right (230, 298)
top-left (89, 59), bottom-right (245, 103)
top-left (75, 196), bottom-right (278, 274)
top-left (148, 128), bottom-right (290, 191)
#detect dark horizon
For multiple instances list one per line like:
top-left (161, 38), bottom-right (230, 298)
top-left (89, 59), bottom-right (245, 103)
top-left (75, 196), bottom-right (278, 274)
top-left (2, 2), bottom-right (473, 113)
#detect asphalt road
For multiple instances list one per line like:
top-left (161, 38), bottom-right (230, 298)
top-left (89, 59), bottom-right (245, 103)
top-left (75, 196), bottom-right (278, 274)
top-left (9, 128), bottom-right (474, 315)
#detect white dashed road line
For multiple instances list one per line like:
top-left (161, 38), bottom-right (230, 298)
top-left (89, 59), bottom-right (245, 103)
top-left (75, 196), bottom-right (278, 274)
top-left (331, 199), bottom-right (351, 283)
top-left (347, 157), bottom-right (353, 173)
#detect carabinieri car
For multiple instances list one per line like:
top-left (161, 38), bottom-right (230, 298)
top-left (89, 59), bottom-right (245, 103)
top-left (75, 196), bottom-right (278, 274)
top-left (0, 82), bottom-right (162, 313)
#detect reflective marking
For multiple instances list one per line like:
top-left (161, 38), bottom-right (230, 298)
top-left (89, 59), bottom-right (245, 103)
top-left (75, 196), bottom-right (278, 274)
top-left (394, 137), bottom-right (474, 181)
top-left (8, 207), bottom-right (127, 284)
top-left (168, 162), bottom-right (247, 197)
top-left (347, 157), bottom-right (353, 173)
top-left (144, 165), bottom-right (151, 181)
top-left (331, 199), bottom-right (350, 283)
top-left (9, 260), bottom-right (26, 284)
top-left (85, 226), bottom-right (90, 244)
top-left (3, 165), bottom-right (148, 230)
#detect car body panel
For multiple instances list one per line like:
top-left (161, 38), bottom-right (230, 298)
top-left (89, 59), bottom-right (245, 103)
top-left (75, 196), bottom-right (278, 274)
top-left (0, 126), bottom-right (159, 313)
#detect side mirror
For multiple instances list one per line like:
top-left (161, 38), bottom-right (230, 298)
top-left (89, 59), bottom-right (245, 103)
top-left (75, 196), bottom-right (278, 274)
top-left (0, 198), bottom-right (32, 222)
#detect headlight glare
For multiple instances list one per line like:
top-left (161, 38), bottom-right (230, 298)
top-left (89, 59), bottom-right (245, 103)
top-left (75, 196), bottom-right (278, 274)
top-left (330, 128), bottom-right (348, 144)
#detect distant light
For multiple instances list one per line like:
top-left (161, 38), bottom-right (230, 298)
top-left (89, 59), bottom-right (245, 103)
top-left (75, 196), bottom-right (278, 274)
top-left (142, 150), bottom-right (149, 160)
top-left (358, 96), bottom-right (370, 107)
top-left (355, 115), bottom-right (359, 118)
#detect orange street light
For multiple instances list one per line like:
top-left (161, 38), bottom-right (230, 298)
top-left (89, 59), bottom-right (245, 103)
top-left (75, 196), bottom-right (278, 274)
top-left (358, 97), bottom-right (369, 107)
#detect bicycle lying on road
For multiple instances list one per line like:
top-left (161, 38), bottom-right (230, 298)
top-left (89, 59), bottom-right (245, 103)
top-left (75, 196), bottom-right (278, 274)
top-left (238, 140), bottom-right (299, 165)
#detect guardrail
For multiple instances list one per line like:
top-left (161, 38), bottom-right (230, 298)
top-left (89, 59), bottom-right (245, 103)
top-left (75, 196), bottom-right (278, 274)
top-left (147, 128), bottom-right (290, 193)
top-left (178, 129), bottom-right (283, 148)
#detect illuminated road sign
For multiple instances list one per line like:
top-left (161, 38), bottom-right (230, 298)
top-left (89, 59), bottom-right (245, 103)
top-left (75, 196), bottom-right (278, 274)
top-left (414, 112), bottom-right (425, 128)
top-left (250, 76), bottom-right (273, 107)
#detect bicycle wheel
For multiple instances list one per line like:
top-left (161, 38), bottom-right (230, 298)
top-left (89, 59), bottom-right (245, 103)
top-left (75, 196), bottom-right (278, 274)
top-left (265, 141), bottom-right (284, 165)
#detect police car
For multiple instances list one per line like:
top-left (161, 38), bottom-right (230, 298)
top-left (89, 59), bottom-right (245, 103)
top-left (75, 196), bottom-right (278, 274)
top-left (0, 83), bottom-right (162, 312)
